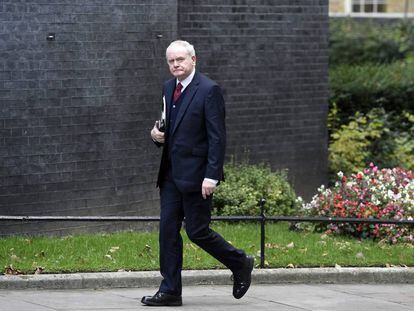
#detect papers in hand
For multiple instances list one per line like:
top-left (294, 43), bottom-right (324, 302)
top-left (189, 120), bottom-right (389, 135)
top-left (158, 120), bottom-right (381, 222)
top-left (157, 96), bottom-right (166, 132)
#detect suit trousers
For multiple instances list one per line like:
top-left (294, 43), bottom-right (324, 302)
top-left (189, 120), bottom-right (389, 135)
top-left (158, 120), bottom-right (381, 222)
top-left (158, 178), bottom-right (247, 296)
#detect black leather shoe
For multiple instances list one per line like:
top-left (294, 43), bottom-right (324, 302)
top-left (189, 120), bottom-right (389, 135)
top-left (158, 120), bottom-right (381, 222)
top-left (233, 255), bottom-right (254, 299)
top-left (141, 292), bottom-right (182, 306)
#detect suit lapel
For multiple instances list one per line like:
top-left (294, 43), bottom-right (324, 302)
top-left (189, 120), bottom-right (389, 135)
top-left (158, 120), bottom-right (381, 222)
top-left (171, 72), bottom-right (200, 137)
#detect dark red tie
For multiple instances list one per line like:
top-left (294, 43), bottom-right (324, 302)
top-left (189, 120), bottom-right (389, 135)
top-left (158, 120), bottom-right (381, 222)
top-left (173, 82), bottom-right (183, 102)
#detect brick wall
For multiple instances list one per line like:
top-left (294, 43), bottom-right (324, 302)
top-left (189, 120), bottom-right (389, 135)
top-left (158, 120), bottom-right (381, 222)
top-left (387, 0), bottom-right (414, 13)
top-left (0, 0), bottom-right (329, 236)
top-left (179, 0), bottom-right (329, 200)
top-left (329, 0), bottom-right (345, 13)
top-left (0, 0), bottom-right (178, 235)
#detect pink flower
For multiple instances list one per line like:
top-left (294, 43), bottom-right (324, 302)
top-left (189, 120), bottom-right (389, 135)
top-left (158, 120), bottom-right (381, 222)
top-left (304, 163), bottom-right (414, 244)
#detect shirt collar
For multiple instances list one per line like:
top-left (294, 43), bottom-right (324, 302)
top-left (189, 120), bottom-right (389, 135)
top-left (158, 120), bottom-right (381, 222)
top-left (177, 69), bottom-right (196, 92)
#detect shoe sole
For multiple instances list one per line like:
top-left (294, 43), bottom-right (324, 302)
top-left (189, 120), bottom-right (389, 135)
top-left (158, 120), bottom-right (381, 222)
top-left (245, 256), bottom-right (254, 286)
top-left (141, 296), bottom-right (182, 307)
top-left (141, 299), bottom-right (182, 307)
top-left (248, 256), bottom-right (254, 273)
top-left (142, 302), bottom-right (182, 307)
top-left (142, 301), bottom-right (182, 306)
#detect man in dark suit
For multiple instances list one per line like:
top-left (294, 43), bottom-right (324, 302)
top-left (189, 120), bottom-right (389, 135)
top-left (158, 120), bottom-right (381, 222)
top-left (141, 40), bottom-right (254, 306)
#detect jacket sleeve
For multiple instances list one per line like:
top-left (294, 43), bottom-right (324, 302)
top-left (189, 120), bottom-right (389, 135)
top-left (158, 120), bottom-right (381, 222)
top-left (204, 85), bottom-right (226, 181)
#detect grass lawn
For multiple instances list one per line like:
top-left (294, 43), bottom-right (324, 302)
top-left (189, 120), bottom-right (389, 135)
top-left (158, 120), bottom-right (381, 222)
top-left (1, 222), bottom-right (413, 274)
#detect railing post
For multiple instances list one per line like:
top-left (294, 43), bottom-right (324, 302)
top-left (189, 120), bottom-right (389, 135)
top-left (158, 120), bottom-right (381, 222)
top-left (259, 198), bottom-right (266, 268)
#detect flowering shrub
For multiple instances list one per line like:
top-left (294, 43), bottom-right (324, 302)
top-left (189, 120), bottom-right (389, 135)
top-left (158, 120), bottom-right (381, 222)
top-left (303, 163), bottom-right (414, 244)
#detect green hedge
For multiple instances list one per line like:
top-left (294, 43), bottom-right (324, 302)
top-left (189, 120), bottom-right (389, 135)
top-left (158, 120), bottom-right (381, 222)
top-left (212, 163), bottom-right (298, 216)
top-left (329, 19), bottom-right (414, 66)
top-left (329, 61), bottom-right (414, 126)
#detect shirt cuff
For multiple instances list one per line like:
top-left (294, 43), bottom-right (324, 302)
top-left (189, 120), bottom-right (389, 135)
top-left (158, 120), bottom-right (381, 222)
top-left (204, 178), bottom-right (218, 185)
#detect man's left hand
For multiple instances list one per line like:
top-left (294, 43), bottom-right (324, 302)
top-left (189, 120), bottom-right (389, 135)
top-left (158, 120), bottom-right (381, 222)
top-left (202, 180), bottom-right (216, 199)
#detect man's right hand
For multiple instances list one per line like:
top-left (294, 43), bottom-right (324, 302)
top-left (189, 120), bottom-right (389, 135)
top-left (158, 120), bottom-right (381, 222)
top-left (151, 122), bottom-right (165, 143)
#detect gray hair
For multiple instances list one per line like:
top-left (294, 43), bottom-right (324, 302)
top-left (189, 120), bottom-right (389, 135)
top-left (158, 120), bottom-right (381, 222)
top-left (165, 40), bottom-right (196, 59)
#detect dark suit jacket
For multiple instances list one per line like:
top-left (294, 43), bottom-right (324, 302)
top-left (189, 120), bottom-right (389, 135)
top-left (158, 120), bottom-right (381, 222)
top-left (156, 71), bottom-right (226, 193)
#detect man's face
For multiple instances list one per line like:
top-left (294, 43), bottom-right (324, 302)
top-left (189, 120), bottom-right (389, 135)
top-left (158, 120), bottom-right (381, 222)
top-left (166, 46), bottom-right (196, 81)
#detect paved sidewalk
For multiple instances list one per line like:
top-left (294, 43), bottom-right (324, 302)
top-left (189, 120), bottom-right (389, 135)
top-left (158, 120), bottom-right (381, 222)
top-left (2, 284), bottom-right (414, 311)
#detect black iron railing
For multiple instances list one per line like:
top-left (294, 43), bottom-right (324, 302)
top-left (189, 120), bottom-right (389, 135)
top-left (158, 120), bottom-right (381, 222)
top-left (1, 198), bottom-right (414, 268)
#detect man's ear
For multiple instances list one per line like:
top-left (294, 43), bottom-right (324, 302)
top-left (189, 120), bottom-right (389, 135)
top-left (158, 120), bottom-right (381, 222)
top-left (192, 56), bottom-right (196, 65)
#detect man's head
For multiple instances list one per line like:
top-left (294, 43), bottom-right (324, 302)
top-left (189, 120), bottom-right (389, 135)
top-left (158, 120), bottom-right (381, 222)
top-left (166, 40), bottom-right (196, 81)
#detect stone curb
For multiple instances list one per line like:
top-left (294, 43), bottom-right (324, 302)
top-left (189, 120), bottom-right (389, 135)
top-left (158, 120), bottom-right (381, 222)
top-left (1, 267), bottom-right (414, 290)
